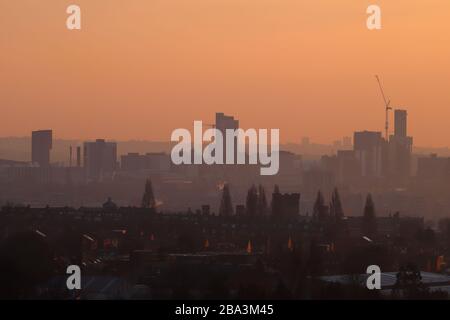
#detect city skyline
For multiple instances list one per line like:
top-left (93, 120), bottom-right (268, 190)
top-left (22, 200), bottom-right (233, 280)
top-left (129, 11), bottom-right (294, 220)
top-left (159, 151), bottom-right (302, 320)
top-left (2, 1), bottom-right (450, 146)
top-left (0, 106), bottom-right (444, 152)
top-left (3, 0), bottom-right (450, 304)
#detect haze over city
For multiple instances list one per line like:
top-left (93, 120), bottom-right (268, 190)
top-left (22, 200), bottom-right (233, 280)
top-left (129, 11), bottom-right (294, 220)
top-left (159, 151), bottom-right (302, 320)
top-left (3, 0), bottom-right (450, 304)
top-left (2, 1), bottom-right (450, 146)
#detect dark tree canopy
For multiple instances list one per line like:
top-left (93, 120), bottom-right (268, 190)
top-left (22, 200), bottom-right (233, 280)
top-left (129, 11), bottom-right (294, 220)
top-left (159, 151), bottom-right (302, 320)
top-left (330, 188), bottom-right (344, 220)
top-left (142, 178), bottom-right (156, 209)
top-left (363, 193), bottom-right (377, 237)
top-left (246, 185), bottom-right (258, 216)
top-left (257, 184), bottom-right (268, 216)
top-left (219, 183), bottom-right (234, 216)
top-left (313, 190), bottom-right (328, 222)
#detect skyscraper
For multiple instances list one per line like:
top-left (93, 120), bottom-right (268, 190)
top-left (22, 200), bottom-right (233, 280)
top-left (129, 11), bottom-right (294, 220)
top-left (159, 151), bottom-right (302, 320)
top-left (388, 109), bottom-right (413, 181)
top-left (83, 139), bottom-right (117, 180)
top-left (353, 131), bottom-right (384, 177)
top-left (215, 112), bottom-right (239, 135)
top-left (394, 109), bottom-right (407, 138)
top-left (31, 130), bottom-right (52, 167)
top-left (215, 112), bottom-right (239, 162)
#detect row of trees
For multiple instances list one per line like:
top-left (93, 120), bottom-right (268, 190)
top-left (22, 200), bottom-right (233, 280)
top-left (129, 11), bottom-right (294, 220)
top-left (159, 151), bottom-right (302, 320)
top-left (142, 179), bottom-right (156, 209)
top-left (312, 189), bottom-right (377, 237)
top-left (142, 178), bottom-right (378, 237)
top-left (219, 184), bottom-right (278, 217)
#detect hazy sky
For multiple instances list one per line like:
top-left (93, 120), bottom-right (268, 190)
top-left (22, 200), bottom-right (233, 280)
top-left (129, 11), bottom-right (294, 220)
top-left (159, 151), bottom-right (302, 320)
top-left (1, 1), bottom-right (450, 146)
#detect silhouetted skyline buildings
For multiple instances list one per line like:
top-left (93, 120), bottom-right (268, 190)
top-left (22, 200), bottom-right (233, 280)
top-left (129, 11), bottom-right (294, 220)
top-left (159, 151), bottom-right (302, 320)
top-left (216, 112), bottom-right (239, 162)
top-left (83, 139), bottom-right (117, 180)
top-left (389, 109), bottom-right (413, 181)
top-left (4, 109), bottom-right (449, 218)
top-left (5, 113), bottom-right (450, 301)
top-left (31, 130), bottom-right (52, 167)
top-left (352, 108), bottom-right (412, 181)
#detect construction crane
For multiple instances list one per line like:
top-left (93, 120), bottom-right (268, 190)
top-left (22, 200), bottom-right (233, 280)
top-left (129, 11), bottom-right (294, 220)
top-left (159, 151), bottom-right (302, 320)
top-left (375, 75), bottom-right (392, 140)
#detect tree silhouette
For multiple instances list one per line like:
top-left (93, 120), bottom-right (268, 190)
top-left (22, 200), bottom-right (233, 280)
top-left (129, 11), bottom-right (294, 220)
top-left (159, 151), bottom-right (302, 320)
top-left (219, 183), bottom-right (233, 216)
top-left (363, 193), bottom-right (377, 238)
top-left (330, 188), bottom-right (344, 221)
top-left (257, 185), bottom-right (268, 216)
top-left (141, 178), bottom-right (156, 209)
top-left (274, 184), bottom-right (280, 194)
top-left (246, 185), bottom-right (258, 216)
top-left (271, 185), bottom-right (281, 216)
top-left (307, 240), bottom-right (323, 276)
top-left (312, 190), bottom-right (328, 222)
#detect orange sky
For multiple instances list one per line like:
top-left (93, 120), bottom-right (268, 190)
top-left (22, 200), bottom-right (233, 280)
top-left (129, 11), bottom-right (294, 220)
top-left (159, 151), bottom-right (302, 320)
top-left (1, 0), bottom-right (450, 146)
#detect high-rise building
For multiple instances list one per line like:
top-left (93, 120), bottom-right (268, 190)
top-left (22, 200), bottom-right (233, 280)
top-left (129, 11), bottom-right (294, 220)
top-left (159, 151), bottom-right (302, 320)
top-left (394, 109), bottom-right (407, 138)
top-left (353, 131), bottom-right (384, 177)
top-left (388, 109), bottom-right (413, 181)
top-left (121, 152), bottom-right (170, 172)
top-left (417, 154), bottom-right (450, 180)
top-left (336, 150), bottom-right (360, 184)
top-left (83, 139), bottom-right (117, 180)
top-left (215, 112), bottom-right (239, 135)
top-left (31, 130), bottom-right (52, 167)
top-left (215, 112), bottom-right (239, 161)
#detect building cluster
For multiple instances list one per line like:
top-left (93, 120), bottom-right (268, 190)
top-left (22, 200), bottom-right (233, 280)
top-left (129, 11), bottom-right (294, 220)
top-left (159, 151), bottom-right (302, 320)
top-left (2, 109), bottom-right (450, 299)
top-left (0, 113), bottom-right (300, 210)
top-left (320, 109), bottom-right (413, 189)
top-left (1, 182), bottom-right (443, 300)
top-left (1, 110), bottom-right (450, 218)
top-left (0, 113), bottom-right (242, 185)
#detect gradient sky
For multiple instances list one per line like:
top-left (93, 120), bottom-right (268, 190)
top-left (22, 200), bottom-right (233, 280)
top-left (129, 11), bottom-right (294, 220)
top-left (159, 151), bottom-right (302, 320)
top-left (1, 0), bottom-right (450, 146)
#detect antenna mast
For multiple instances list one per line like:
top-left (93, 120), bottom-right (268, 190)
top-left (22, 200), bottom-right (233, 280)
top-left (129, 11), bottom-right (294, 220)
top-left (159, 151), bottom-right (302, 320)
top-left (375, 75), bottom-right (392, 140)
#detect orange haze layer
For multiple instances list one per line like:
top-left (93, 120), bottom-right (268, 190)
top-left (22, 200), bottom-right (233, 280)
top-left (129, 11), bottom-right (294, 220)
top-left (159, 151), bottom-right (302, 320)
top-left (1, 0), bottom-right (450, 147)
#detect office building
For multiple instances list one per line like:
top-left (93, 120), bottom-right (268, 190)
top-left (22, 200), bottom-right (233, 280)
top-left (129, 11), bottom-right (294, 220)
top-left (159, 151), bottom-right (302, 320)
top-left (83, 139), bottom-right (117, 180)
top-left (394, 109), bottom-right (407, 138)
top-left (31, 130), bottom-right (52, 167)
top-left (121, 152), bottom-right (170, 172)
top-left (388, 109), bottom-right (413, 181)
top-left (215, 112), bottom-right (239, 161)
top-left (353, 131), bottom-right (384, 177)
top-left (336, 150), bottom-right (360, 184)
top-left (417, 154), bottom-right (450, 180)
